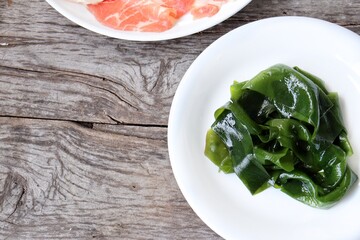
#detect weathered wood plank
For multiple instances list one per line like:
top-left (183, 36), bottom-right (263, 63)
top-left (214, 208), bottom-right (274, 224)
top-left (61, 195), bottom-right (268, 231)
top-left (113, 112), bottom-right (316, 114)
top-left (0, 117), bottom-right (219, 239)
top-left (0, 65), bottom-right (175, 125)
top-left (1, 0), bottom-right (359, 125)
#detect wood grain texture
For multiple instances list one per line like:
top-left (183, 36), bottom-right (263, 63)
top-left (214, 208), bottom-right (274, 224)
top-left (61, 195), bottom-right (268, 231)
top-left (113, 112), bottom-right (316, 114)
top-left (0, 0), bottom-right (360, 239)
top-left (0, 117), bottom-right (219, 239)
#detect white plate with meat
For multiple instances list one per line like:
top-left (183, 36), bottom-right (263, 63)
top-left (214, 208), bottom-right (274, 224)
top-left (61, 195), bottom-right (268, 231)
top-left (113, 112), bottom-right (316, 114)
top-left (45, 0), bottom-right (252, 41)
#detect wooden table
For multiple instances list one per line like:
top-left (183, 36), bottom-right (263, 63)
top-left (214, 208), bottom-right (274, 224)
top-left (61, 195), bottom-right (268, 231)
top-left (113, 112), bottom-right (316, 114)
top-left (1, 0), bottom-right (359, 239)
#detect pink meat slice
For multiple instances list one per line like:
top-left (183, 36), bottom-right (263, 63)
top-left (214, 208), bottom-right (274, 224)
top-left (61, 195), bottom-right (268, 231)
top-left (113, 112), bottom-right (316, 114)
top-left (191, 0), bottom-right (228, 19)
top-left (87, 0), bottom-right (195, 32)
top-left (87, 0), bottom-right (228, 32)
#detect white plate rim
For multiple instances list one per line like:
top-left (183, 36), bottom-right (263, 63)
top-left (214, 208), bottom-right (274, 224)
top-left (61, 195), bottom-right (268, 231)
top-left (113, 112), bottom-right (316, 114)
top-left (45, 0), bottom-right (252, 41)
top-left (168, 16), bottom-right (360, 240)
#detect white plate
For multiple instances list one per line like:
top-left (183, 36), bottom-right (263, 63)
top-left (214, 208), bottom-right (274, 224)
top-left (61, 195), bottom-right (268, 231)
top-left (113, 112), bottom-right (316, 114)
top-left (45, 0), bottom-right (252, 41)
top-left (168, 16), bottom-right (360, 240)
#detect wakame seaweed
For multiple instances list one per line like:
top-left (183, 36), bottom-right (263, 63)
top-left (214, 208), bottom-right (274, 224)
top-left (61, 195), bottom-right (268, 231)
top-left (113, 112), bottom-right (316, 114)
top-left (204, 64), bottom-right (357, 209)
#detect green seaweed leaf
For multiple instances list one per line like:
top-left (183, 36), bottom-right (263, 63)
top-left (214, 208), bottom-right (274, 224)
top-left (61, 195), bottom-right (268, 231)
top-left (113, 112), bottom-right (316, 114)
top-left (204, 64), bottom-right (357, 208)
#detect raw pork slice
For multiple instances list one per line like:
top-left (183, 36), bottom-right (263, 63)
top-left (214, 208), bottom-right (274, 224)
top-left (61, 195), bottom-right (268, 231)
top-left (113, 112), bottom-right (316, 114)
top-left (87, 0), bottom-right (228, 32)
top-left (191, 0), bottom-right (228, 19)
top-left (87, 0), bottom-right (194, 32)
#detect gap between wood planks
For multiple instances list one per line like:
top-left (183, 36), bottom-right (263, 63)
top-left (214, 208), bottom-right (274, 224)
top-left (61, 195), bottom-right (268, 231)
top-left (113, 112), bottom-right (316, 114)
top-left (0, 115), bottom-right (168, 129)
